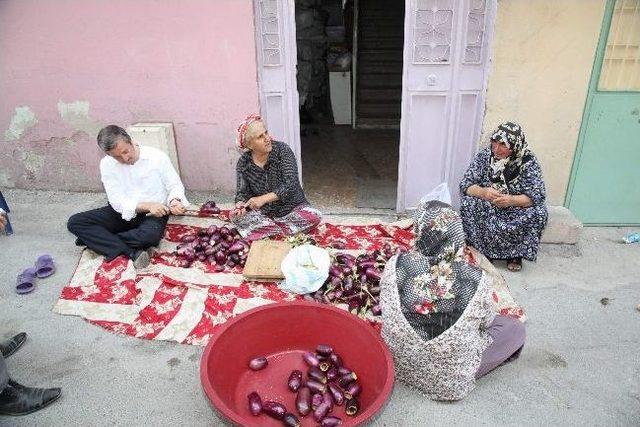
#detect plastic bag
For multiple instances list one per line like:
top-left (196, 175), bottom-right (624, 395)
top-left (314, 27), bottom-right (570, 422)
top-left (280, 244), bottom-right (331, 294)
top-left (419, 182), bottom-right (452, 205)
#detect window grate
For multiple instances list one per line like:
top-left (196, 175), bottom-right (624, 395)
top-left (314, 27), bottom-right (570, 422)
top-left (598, 0), bottom-right (640, 91)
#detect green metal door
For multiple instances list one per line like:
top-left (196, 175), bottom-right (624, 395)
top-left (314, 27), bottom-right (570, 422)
top-left (567, 0), bottom-right (640, 225)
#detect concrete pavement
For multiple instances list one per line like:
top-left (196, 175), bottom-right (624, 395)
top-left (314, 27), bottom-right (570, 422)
top-left (0, 189), bottom-right (638, 426)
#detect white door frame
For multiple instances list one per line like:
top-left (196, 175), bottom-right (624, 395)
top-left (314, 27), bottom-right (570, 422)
top-left (254, 0), bottom-right (302, 176)
top-left (254, 0), bottom-right (496, 211)
top-left (396, 0), bottom-right (497, 212)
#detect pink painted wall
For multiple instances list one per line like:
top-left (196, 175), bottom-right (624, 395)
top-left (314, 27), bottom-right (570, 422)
top-left (0, 0), bottom-right (259, 192)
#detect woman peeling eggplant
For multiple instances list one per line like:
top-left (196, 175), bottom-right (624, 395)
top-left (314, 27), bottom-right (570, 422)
top-left (231, 114), bottom-right (322, 241)
top-left (380, 200), bottom-right (526, 400)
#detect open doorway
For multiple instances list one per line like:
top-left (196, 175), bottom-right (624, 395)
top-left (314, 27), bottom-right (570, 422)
top-left (295, 0), bottom-right (405, 211)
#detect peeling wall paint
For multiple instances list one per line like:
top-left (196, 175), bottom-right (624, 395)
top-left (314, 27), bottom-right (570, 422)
top-left (4, 106), bottom-right (38, 141)
top-left (21, 151), bottom-right (45, 181)
top-left (57, 100), bottom-right (103, 139)
top-left (0, 0), bottom-right (259, 192)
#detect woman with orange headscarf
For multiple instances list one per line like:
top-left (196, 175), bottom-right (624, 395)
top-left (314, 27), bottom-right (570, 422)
top-left (231, 114), bottom-right (322, 240)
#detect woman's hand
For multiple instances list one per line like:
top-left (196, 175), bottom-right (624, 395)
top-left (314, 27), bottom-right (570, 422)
top-left (492, 194), bottom-right (514, 208)
top-left (467, 185), bottom-right (501, 202)
top-left (246, 196), bottom-right (267, 210)
top-left (246, 193), bottom-right (278, 210)
top-left (482, 187), bottom-right (503, 202)
top-left (169, 199), bottom-right (186, 216)
top-left (231, 201), bottom-right (247, 219)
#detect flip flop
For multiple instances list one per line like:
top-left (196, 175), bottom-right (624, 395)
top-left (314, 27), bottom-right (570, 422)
top-left (35, 254), bottom-right (56, 278)
top-left (16, 268), bottom-right (37, 294)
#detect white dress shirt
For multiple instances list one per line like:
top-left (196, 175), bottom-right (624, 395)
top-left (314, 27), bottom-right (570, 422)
top-left (100, 145), bottom-right (189, 221)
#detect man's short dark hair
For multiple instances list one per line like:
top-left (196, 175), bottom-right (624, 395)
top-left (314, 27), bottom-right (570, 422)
top-left (97, 125), bottom-right (132, 152)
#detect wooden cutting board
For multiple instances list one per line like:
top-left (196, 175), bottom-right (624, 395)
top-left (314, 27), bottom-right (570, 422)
top-left (242, 240), bottom-right (292, 280)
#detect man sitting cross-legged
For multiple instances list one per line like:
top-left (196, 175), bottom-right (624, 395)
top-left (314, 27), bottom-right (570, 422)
top-left (67, 125), bottom-right (188, 268)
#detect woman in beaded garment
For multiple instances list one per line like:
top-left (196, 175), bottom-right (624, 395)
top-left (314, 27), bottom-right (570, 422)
top-left (230, 114), bottom-right (322, 240)
top-left (380, 200), bottom-right (525, 400)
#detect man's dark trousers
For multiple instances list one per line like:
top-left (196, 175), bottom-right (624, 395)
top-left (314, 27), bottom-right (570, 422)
top-left (67, 205), bottom-right (168, 261)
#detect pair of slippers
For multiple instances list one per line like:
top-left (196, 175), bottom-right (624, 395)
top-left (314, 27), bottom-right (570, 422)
top-left (16, 254), bottom-right (56, 294)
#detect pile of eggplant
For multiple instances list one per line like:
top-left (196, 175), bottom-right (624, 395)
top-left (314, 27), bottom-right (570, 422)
top-left (174, 225), bottom-right (250, 270)
top-left (305, 244), bottom-right (401, 318)
top-left (200, 200), bottom-right (221, 215)
top-left (247, 344), bottom-right (361, 426)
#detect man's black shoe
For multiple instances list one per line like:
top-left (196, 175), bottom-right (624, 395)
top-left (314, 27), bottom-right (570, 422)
top-left (0, 333), bottom-right (27, 358)
top-left (0, 380), bottom-right (61, 416)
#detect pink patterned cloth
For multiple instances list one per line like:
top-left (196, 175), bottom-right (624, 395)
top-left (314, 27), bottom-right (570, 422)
top-left (53, 210), bottom-right (523, 347)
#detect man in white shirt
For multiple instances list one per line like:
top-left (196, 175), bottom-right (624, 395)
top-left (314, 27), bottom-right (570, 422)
top-left (67, 125), bottom-right (188, 268)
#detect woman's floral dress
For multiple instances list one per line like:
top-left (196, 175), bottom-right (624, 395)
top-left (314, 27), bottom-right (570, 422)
top-left (459, 147), bottom-right (548, 261)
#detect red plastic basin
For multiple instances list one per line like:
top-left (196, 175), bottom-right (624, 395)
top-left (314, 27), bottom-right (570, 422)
top-left (200, 301), bottom-right (394, 426)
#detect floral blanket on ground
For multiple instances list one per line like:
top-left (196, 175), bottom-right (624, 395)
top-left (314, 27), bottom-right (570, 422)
top-left (53, 212), bottom-right (524, 346)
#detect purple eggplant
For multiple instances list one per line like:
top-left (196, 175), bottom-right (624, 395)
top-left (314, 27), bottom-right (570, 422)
top-left (313, 392), bottom-right (333, 422)
top-left (305, 379), bottom-right (327, 394)
top-left (311, 392), bottom-right (323, 410)
top-left (308, 366), bottom-right (327, 384)
top-left (316, 344), bottom-right (333, 356)
top-left (228, 241), bottom-right (245, 253)
top-left (302, 351), bottom-right (320, 368)
top-left (282, 412), bottom-right (300, 427)
top-left (197, 253), bottom-right (207, 262)
top-left (206, 225), bottom-right (218, 235)
top-left (320, 416), bottom-right (343, 427)
top-left (181, 234), bottom-right (196, 243)
top-left (262, 401), bottom-right (287, 420)
top-left (330, 276), bottom-right (342, 288)
top-left (247, 391), bottom-right (262, 416)
top-left (358, 260), bottom-right (376, 271)
top-left (288, 370), bottom-right (303, 392)
top-left (326, 367), bottom-right (338, 381)
top-left (214, 264), bottom-right (225, 272)
top-left (328, 353), bottom-right (342, 368)
top-left (337, 367), bottom-right (352, 376)
top-left (296, 387), bottom-right (312, 416)
top-left (214, 251), bottom-right (226, 265)
top-left (339, 372), bottom-right (358, 387)
top-left (343, 277), bottom-right (354, 292)
top-left (327, 383), bottom-right (344, 406)
top-left (229, 253), bottom-right (240, 264)
top-left (365, 267), bottom-right (382, 283)
top-left (248, 356), bottom-right (268, 371)
top-left (342, 266), bottom-right (353, 276)
top-left (344, 382), bottom-right (361, 400)
top-left (345, 398), bottom-right (360, 416)
top-left (219, 226), bottom-right (229, 236)
top-left (329, 265), bottom-right (342, 278)
top-left (371, 304), bottom-right (382, 316)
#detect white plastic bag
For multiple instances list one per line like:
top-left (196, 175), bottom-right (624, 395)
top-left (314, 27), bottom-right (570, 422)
top-left (280, 244), bottom-right (331, 294)
top-left (419, 182), bottom-right (452, 205)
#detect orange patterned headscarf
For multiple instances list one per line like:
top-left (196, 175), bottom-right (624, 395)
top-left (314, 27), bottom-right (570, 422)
top-left (236, 113), bottom-right (262, 150)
